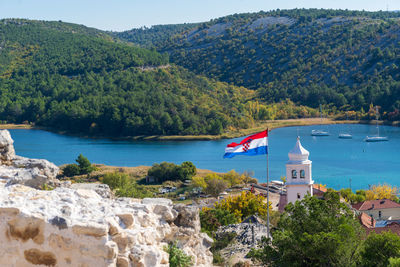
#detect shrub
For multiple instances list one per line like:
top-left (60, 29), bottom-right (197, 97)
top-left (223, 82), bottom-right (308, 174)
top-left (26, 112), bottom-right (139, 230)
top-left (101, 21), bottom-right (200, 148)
top-left (76, 154), bottom-right (95, 175)
top-left (101, 172), bottom-right (130, 189)
top-left (389, 258), bottom-right (400, 267)
top-left (101, 172), bottom-right (153, 198)
top-left (212, 251), bottom-right (224, 266)
top-left (200, 207), bottom-right (238, 234)
top-left (249, 192), bottom-right (364, 266)
top-left (204, 174), bottom-right (228, 197)
top-left (214, 191), bottom-right (271, 221)
top-left (63, 163), bottom-right (80, 177)
top-left (365, 184), bottom-right (399, 202)
top-left (148, 161), bottom-right (197, 183)
top-left (359, 231), bottom-right (400, 267)
top-left (165, 242), bottom-right (192, 267)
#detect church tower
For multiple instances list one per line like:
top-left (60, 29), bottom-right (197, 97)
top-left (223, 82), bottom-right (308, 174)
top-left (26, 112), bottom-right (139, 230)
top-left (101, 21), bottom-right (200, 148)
top-left (286, 137), bottom-right (313, 204)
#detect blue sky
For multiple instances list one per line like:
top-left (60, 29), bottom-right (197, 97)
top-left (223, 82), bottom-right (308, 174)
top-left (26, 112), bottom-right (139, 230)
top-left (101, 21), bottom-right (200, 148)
top-left (0, 0), bottom-right (399, 31)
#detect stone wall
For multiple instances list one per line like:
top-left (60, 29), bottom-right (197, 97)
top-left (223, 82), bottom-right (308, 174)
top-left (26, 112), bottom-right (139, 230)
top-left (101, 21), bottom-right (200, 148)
top-left (0, 183), bottom-right (213, 266)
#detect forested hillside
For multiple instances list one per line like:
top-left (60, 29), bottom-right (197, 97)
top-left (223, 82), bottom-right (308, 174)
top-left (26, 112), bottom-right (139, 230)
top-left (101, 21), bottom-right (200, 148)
top-left (0, 19), bottom-right (267, 136)
top-left (119, 9), bottom-right (400, 120)
top-left (115, 23), bottom-right (199, 48)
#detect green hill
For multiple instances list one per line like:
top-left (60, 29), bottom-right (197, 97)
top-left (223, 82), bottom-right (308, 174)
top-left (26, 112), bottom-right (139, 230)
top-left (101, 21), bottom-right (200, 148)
top-left (118, 9), bottom-right (400, 120)
top-left (0, 19), bottom-right (265, 136)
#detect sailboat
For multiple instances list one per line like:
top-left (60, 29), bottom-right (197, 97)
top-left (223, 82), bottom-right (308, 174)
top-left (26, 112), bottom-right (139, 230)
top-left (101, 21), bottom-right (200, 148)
top-left (339, 113), bottom-right (352, 139)
top-left (311, 105), bottom-right (329, 136)
top-left (365, 106), bottom-right (388, 142)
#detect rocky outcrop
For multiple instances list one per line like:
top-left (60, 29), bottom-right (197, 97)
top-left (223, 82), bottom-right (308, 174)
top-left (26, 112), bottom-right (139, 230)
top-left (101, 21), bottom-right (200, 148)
top-left (0, 182), bottom-right (213, 266)
top-left (70, 183), bottom-right (113, 199)
top-left (216, 216), bottom-right (269, 265)
top-left (0, 130), bottom-right (59, 189)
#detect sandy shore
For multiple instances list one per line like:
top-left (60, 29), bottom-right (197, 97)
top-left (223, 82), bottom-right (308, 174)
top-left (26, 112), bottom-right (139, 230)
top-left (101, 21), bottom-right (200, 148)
top-left (3, 118), bottom-right (397, 141)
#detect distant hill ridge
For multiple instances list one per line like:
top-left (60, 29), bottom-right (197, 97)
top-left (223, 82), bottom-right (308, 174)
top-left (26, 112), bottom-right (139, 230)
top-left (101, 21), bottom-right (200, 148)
top-left (0, 19), bottom-right (267, 137)
top-left (116, 9), bottom-right (400, 119)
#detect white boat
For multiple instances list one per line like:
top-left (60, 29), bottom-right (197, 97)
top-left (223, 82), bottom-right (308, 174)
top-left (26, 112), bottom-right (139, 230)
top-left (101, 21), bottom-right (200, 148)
top-left (311, 105), bottom-right (329, 136)
top-left (338, 114), bottom-right (352, 139)
top-left (339, 133), bottom-right (353, 139)
top-left (365, 136), bottom-right (388, 142)
top-left (312, 129), bottom-right (330, 136)
top-left (364, 106), bottom-right (388, 142)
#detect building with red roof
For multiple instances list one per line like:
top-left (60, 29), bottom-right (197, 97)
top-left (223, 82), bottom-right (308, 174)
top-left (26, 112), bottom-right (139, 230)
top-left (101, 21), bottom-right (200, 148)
top-left (352, 199), bottom-right (400, 220)
top-left (358, 212), bottom-right (400, 236)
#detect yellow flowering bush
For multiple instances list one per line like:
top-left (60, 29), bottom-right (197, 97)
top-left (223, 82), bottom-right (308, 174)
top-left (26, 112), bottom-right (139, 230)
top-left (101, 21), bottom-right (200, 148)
top-left (214, 191), bottom-right (271, 221)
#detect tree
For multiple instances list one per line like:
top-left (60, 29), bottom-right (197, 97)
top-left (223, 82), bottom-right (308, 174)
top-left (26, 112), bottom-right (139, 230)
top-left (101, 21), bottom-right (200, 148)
top-left (200, 207), bottom-right (238, 234)
top-left (359, 231), bottom-right (400, 267)
top-left (204, 174), bottom-right (228, 197)
top-left (214, 191), bottom-right (271, 221)
top-left (63, 164), bottom-right (80, 177)
top-left (389, 257), bottom-right (400, 267)
top-left (365, 184), bottom-right (399, 202)
top-left (76, 154), bottom-right (95, 175)
top-left (191, 176), bottom-right (207, 189)
top-left (250, 191), bottom-right (365, 266)
top-left (147, 162), bottom-right (197, 183)
top-left (178, 161), bottom-right (197, 180)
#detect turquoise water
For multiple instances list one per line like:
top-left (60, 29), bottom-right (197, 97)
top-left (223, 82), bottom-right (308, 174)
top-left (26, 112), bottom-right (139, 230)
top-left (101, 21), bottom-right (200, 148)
top-left (9, 124), bottom-right (400, 190)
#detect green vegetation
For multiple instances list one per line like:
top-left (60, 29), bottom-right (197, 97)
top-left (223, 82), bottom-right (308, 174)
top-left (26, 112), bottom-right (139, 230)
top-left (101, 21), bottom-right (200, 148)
top-left (249, 190), bottom-right (364, 266)
top-left (200, 191), bottom-right (271, 236)
top-left (147, 161), bottom-right (196, 183)
top-left (359, 231), bottom-right (400, 267)
top-left (76, 154), bottom-right (95, 174)
top-left (63, 154), bottom-right (95, 176)
top-left (200, 207), bottom-right (238, 235)
top-left (214, 191), bottom-right (271, 221)
top-left (63, 163), bottom-right (80, 177)
top-left (339, 183), bottom-right (400, 204)
top-left (0, 19), bottom-right (271, 137)
top-left (100, 172), bottom-right (154, 198)
top-left (115, 23), bottom-right (199, 48)
top-left (210, 232), bottom-right (237, 265)
top-left (192, 170), bottom-right (258, 197)
top-left (339, 188), bottom-right (366, 204)
top-left (124, 9), bottom-right (400, 118)
top-left (164, 242), bottom-right (193, 267)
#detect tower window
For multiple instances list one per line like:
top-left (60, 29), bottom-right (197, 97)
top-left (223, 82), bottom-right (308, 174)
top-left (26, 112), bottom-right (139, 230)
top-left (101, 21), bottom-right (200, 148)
top-left (297, 193), bottom-right (301, 199)
top-left (379, 211), bottom-right (382, 218)
top-left (300, 170), bottom-right (305, 178)
top-left (292, 170), bottom-right (297, 179)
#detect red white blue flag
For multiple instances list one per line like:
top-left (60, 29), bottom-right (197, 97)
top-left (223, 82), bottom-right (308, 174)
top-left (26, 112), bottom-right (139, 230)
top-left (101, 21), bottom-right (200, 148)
top-left (224, 130), bottom-right (268, 158)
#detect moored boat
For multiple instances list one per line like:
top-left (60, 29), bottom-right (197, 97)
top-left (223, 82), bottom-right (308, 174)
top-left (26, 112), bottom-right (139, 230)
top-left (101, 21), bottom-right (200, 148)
top-left (364, 106), bottom-right (388, 142)
top-left (311, 129), bottom-right (330, 136)
top-left (339, 133), bottom-right (352, 139)
top-left (365, 136), bottom-right (388, 142)
top-left (311, 105), bottom-right (329, 136)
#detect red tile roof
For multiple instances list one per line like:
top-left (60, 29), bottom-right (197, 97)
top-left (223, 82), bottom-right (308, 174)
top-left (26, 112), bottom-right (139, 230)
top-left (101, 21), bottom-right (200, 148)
top-left (352, 199), bottom-right (400, 211)
top-left (366, 222), bottom-right (400, 236)
top-left (312, 184), bottom-right (327, 192)
top-left (359, 212), bottom-right (400, 236)
top-left (359, 212), bottom-right (375, 228)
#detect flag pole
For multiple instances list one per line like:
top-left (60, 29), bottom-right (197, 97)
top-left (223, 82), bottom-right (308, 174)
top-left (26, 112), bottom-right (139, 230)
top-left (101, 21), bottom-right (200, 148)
top-left (266, 129), bottom-right (270, 240)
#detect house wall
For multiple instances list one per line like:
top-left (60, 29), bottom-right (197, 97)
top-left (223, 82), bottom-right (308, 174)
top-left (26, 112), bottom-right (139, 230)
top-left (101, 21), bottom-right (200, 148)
top-left (362, 208), bottom-right (400, 220)
top-left (287, 184), bottom-right (313, 204)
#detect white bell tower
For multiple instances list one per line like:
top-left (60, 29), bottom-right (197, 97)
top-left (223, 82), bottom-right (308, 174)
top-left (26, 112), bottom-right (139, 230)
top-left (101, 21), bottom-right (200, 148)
top-left (286, 137), bottom-right (313, 204)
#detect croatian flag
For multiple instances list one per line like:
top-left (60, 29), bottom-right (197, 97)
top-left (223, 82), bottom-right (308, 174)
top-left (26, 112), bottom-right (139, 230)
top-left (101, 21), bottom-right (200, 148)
top-left (224, 130), bottom-right (268, 158)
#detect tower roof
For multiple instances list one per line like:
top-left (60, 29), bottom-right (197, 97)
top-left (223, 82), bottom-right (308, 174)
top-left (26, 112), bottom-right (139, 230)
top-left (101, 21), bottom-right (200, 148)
top-left (288, 137), bottom-right (310, 163)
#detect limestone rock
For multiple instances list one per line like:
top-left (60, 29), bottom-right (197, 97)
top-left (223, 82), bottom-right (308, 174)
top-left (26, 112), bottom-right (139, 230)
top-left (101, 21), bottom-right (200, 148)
top-left (70, 183), bottom-right (112, 199)
top-left (0, 185), bottom-right (213, 266)
top-left (0, 130), bottom-right (15, 163)
top-left (0, 130), bottom-right (59, 189)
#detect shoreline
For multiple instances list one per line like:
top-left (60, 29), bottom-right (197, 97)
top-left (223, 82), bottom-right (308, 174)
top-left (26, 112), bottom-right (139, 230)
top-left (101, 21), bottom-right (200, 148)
top-left (1, 118), bottom-right (398, 141)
